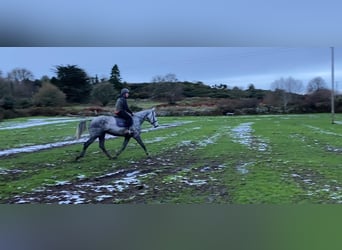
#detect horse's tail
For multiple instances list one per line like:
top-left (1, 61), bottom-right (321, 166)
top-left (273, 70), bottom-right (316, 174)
top-left (75, 120), bottom-right (87, 139)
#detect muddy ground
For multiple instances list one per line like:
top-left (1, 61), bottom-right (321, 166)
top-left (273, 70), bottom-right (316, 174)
top-left (5, 144), bottom-right (231, 204)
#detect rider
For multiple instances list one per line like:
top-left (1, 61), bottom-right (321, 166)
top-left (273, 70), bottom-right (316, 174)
top-left (114, 88), bottom-right (134, 135)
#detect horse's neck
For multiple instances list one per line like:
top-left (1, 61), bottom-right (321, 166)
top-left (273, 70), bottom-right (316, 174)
top-left (134, 110), bottom-right (148, 125)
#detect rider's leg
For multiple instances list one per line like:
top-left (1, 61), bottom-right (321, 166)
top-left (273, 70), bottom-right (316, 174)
top-left (117, 111), bottom-right (133, 135)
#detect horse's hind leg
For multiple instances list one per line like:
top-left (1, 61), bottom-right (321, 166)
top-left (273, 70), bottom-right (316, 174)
top-left (98, 134), bottom-right (112, 159)
top-left (75, 135), bottom-right (97, 161)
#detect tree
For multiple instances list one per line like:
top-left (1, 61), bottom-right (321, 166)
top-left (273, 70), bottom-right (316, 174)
top-left (91, 82), bottom-right (117, 106)
top-left (33, 82), bottom-right (66, 107)
top-left (7, 68), bottom-right (34, 83)
top-left (271, 77), bottom-right (303, 94)
top-left (271, 77), bottom-right (303, 111)
top-left (6, 68), bottom-right (36, 99)
top-left (51, 65), bottom-right (92, 103)
top-left (41, 75), bottom-right (50, 83)
top-left (307, 76), bottom-right (327, 94)
top-left (151, 73), bottom-right (183, 104)
top-left (109, 64), bottom-right (123, 91)
top-left (305, 88), bottom-right (331, 112)
top-left (0, 77), bottom-right (11, 98)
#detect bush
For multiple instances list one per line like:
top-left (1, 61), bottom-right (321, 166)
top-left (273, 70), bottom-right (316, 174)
top-left (33, 82), bottom-right (66, 107)
top-left (91, 83), bottom-right (117, 106)
top-left (0, 96), bottom-right (15, 109)
top-left (15, 98), bottom-right (33, 109)
top-left (26, 107), bottom-right (67, 116)
top-left (0, 108), bottom-right (4, 121)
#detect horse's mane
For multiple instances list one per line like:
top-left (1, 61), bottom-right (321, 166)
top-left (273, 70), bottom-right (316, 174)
top-left (135, 108), bottom-right (154, 117)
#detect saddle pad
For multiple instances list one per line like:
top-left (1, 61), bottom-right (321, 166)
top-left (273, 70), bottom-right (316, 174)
top-left (115, 117), bottom-right (128, 127)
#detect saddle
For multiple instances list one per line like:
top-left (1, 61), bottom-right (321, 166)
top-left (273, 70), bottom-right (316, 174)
top-left (113, 116), bottom-right (129, 128)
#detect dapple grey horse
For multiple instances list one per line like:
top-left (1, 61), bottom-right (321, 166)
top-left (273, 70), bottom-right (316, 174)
top-left (75, 108), bottom-right (158, 160)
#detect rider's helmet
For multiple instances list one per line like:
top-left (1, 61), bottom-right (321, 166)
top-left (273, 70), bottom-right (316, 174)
top-left (121, 88), bottom-right (129, 95)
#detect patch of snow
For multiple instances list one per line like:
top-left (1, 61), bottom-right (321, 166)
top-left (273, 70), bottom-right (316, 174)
top-left (0, 121), bottom-right (190, 157)
top-left (230, 122), bottom-right (270, 152)
top-left (0, 117), bottom-right (84, 130)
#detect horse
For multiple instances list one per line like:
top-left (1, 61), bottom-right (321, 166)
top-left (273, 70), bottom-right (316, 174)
top-left (75, 108), bottom-right (159, 160)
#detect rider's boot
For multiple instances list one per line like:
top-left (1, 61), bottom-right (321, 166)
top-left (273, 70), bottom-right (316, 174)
top-left (124, 127), bottom-right (134, 135)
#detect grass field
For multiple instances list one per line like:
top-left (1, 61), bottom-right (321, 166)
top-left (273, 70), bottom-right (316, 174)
top-left (0, 113), bottom-right (341, 204)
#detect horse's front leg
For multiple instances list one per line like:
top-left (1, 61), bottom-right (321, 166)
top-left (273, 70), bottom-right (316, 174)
top-left (113, 136), bottom-right (131, 159)
top-left (134, 135), bottom-right (149, 157)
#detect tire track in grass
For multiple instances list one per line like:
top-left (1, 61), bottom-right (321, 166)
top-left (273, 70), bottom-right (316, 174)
top-left (230, 122), bottom-right (271, 153)
top-left (229, 122), bottom-right (271, 176)
top-left (304, 125), bottom-right (342, 153)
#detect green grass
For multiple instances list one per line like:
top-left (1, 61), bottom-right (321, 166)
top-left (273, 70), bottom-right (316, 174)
top-left (0, 113), bottom-right (341, 203)
top-left (0, 117), bottom-right (81, 150)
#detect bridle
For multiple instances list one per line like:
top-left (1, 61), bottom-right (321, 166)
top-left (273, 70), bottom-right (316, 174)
top-left (148, 110), bottom-right (158, 127)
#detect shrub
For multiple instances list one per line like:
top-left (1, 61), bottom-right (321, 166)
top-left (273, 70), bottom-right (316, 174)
top-left (0, 108), bottom-right (4, 121)
top-left (33, 82), bottom-right (66, 107)
top-left (91, 82), bottom-right (117, 106)
top-left (15, 98), bottom-right (33, 109)
top-left (0, 96), bottom-right (15, 109)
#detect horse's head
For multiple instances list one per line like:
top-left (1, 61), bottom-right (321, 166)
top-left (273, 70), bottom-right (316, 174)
top-left (147, 108), bottom-right (159, 128)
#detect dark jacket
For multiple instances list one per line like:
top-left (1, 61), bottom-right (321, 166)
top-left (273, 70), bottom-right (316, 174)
top-left (115, 96), bottom-right (133, 115)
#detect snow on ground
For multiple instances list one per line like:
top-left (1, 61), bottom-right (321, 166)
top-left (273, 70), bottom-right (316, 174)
top-left (0, 119), bottom-right (193, 157)
top-left (0, 117), bottom-right (85, 130)
top-left (230, 122), bottom-right (270, 152)
top-left (305, 125), bottom-right (342, 137)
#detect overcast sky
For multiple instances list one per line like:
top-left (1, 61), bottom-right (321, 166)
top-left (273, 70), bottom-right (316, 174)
top-left (1, 1), bottom-right (342, 92)
top-left (0, 47), bottom-right (341, 91)
top-left (1, 0), bottom-right (342, 47)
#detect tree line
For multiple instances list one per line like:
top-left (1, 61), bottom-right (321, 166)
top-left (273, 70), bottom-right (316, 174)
top-left (1, 64), bottom-right (341, 120)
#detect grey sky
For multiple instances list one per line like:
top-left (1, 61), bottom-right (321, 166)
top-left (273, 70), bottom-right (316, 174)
top-left (0, 47), bottom-right (341, 91)
top-left (1, 1), bottom-right (342, 91)
top-left (1, 0), bottom-right (342, 46)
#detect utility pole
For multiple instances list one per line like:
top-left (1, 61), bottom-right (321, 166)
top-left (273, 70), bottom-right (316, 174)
top-left (331, 47), bottom-right (335, 124)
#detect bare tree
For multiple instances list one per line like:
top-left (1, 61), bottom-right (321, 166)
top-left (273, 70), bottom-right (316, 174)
top-left (7, 68), bottom-right (34, 83)
top-left (151, 73), bottom-right (178, 83)
top-left (271, 77), bottom-right (303, 94)
top-left (271, 77), bottom-right (303, 112)
top-left (307, 76), bottom-right (327, 94)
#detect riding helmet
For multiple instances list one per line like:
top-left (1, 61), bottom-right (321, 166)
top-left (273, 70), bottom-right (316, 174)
top-left (121, 88), bottom-right (129, 95)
